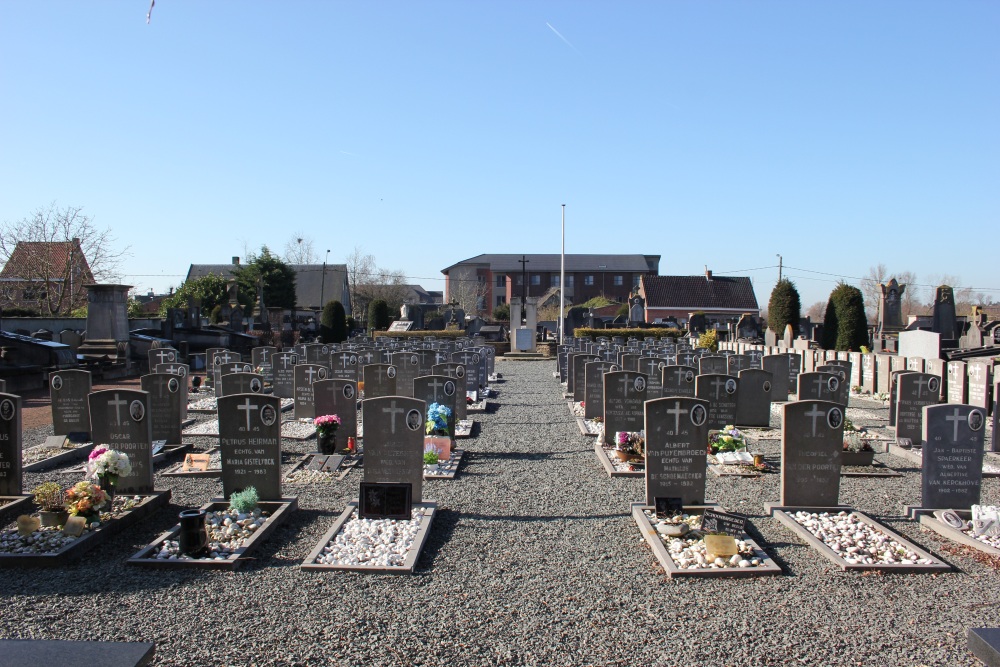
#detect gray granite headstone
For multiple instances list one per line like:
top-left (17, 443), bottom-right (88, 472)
top-left (154, 362), bottom-right (189, 379)
top-left (946, 361), bottom-right (967, 404)
top-left (814, 365), bottom-right (850, 405)
top-left (695, 374), bottom-right (739, 430)
top-left (452, 350), bottom-right (483, 392)
top-left (572, 354), bottom-right (600, 403)
top-left (50, 369), bottom-right (92, 437)
top-left (390, 352), bottom-right (421, 399)
top-left (636, 357), bottom-right (668, 400)
top-left (330, 350), bottom-right (359, 382)
top-left (271, 351), bottom-right (299, 399)
top-left (924, 359), bottom-right (945, 398)
top-left (431, 363), bottom-right (467, 421)
top-left (362, 396), bottom-right (425, 502)
top-left (780, 400), bottom-right (844, 507)
top-left (147, 347), bottom-right (178, 369)
top-left (251, 346), bottom-right (277, 383)
top-left (888, 370), bottom-right (916, 427)
top-left (140, 373), bottom-right (184, 444)
top-left (620, 353), bottom-right (641, 372)
top-left (895, 372), bottom-right (941, 445)
top-left (413, 375), bottom-right (459, 439)
top-left (313, 379), bottom-right (358, 443)
top-left (220, 372), bottom-right (266, 398)
top-left (88, 390), bottom-right (154, 494)
top-left (303, 343), bottom-right (333, 368)
top-left (727, 354), bottom-right (752, 376)
top-left (644, 397), bottom-right (709, 505)
top-left (875, 355), bottom-right (892, 394)
top-left (293, 364), bottom-right (330, 420)
top-left (921, 404), bottom-right (985, 510)
top-left (761, 354), bottom-right (791, 401)
top-left (787, 353), bottom-right (801, 393)
top-left (796, 371), bottom-right (844, 405)
top-left (736, 369), bottom-right (773, 427)
top-left (967, 361), bottom-right (992, 410)
top-left (0, 394), bottom-right (22, 496)
top-left (602, 371), bottom-right (648, 447)
top-left (218, 394), bottom-right (282, 500)
top-left (860, 354), bottom-right (876, 394)
top-left (698, 356), bottom-right (728, 375)
top-left (363, 363), bottom-right (398, 400)
top-left (583, 361), bottom-right (619, 420)
top-left (660, 365), bottom-right (697, 399)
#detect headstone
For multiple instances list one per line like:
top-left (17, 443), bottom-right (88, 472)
top-left (946, 361), bottom-right (968, 404)
top-left (876, 355), bottom-right (892, 394)
top-left (888, 370), bottom-right (916, 427)
top-left (413, 375), bottom-right (459, 439)
top-left (88, 390), bottom-right (154, 494)
top-left (0, 394), bottom-right (22, 496)
top-left (218, 394), bottom-right (283, 500)
top-left (878, 278), bottom-right (906, 332)
top-left (49, 369), bottom-right (92, 438)
top-left (452, 350), bottom-right (480, 393)
top-left (921, 404), bottom-right (986, 510)
top-left (330, 350), bottom-right (359, 383)
top-left (140, 373), bottom-right (185, 444)
top-left (602, 371), bottom-right (648, 447)
top-left (572, 354), bottom-right (600, 403)
top-left (293, 364), bottom-right (330, 420)
top-left (860, 354), bottom-right (877, 394)
top-left (363, 363), bottom-right (397, 400)
top-left (727, 354), bottom-right (752, 377)
top-left (583, 361), bottom-right (619, 420)
top-left (272, 351), bottom-right (299, 399)
top-left (313, 379), bottom-right (358, 443)
top-left (898, 330), bottom-right (941, 363)
top-left (813, 366), bottom-right (850, 405)
top-left (967, 361), bottom-right (992, 410)
top-left (895, 372), bottom-right (942, 445)
top-left (362, 397), bottom-right (425, 502)
top-left (636, 357), bottom-right (667, 401)
top-left (780, 400), bottom-right (845, 507)
top-left (931, 286), bottom-right (957, 339)
top-left (251, 346), bottom-right (277, 383)
top-left (219, 372), bottom-right (266, 398)
top-left (698, 356), bottom-right (727, 375)
top-left (695, 374), bottom-right (739, 430)
top-left (736, 369), bottom-right (773, 427)
top-left (431, 363), bottom-right (467, 421)
top-left (660, 365), bottom-right (697, 399)
top-left (148, 347), bottom-right (179, 370)
top-left (389, 352), bottom-right (421, 399)
top-left (644, 397), bottom-right (710, 505)
top-left (787, 353), bottom-right (801, 393)
top-left (762, 354), bottom-right (791, 401)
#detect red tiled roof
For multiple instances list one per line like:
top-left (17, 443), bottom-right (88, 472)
top-left (642, 275), bottom-right (759, 311)
top-left (0, 241), bottom-right (94, 282)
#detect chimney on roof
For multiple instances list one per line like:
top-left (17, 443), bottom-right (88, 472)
top-left (72, 237), bottom-right (80, 244)
top-left (148, 289), bottom-right (154, 297)
top-left (232, 257), bottom-right (240, 265)
top-left (705, 266), bottom-right (713, 281)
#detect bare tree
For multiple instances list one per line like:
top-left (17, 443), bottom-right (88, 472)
top-left (859, 264), bottom-right (888, 322)
top-left (345, 246), bottom-right (409, 323)
top-left (806, 300), bottom-right (827, 322)
top-left (284, 234), bottom-right (317, 264)
top-left (0, 204), bottom-right (130, 315)
top-left (446, 271), bottom-right (490, 316)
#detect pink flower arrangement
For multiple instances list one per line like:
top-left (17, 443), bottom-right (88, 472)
top-left (314, 414), bottom-right (341, 437)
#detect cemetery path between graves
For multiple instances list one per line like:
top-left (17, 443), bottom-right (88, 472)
top-left (3, 359), bottom-right (1000, 666)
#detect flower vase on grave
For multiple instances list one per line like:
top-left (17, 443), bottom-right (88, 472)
top-left (317, 431), bottom-right (337, 455)
top-left (424, 436), bottom-right (451, 463)
top-left (97, 474), bottom-right (117, 504)
top-left (178, 509), bottom-right (210, 557)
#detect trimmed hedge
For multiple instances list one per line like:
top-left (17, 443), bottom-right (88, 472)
top-left (571, 327), bottom-right (685, 340)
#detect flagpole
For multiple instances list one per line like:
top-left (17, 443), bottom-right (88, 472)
top-left (559, 204), bottom-right (565, 345)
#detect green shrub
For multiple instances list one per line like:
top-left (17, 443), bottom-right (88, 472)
top-left (572, 327), bottom-right (683, 340)
top-left (229, 486), bottom-right (259, 513)
top-left (320, 300), bottom-right (347, 343)
top-left (698, 329), bottom-right (718, 352)
top-left (368, 299), bottom-right (391, 331)
top-left (768, 279), bottom-right (801, 337)
top-left (824, 282), bottom-right (868, 351)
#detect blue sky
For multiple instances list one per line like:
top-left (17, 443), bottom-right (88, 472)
top-left (1, 2), bottom-right (997, 311)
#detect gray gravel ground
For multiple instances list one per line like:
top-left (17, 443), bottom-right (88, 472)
top-left (2, 360), bottom-right (1000, 666)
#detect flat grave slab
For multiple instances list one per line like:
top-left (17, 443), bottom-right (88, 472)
top-left (455, 419), bottom-right (475, 439)
top-left (0, 491), bottom-right (171, 567)
top-left (424, 449), bottom-right (464, 480)
top-left (918, 510), bottom-right (1000, 558)
top-left (631, 503), bottom-right (781, 578)
top-left (968, 628), bottom-right (1000, 667)
top-left (161, 448), bottom-right (223, 478)
top-left (594, 441), bottom-right (643, 478)
top-left (300, 500), bottom-right (437, 574)
top-left (128, 498), bottom-right (297, 569)
top-left (770, 506), bottom-right (950, 573)
top-left (841, 461), bottom-right (901, 477)
top-left (467, 399), bottom-right (488, 414)
top-left (284, 453), bottom-right (362, 483)
top-left (22, 439), bottom-right (95, 472)
top-left (0, 639), bottom-right (155, 667)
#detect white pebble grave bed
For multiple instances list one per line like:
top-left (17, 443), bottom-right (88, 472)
top-left (310, 508), bottom-right (427, 568)
top-left (787, 511), bottom-right (939, 568)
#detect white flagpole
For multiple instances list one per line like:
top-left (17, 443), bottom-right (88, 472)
top-left (560, 204), bottom-right (565, 345)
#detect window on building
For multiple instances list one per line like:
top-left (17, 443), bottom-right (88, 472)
top-left (476, 297), bottom-right (486, 311)
top-left (23, 286), bottom-right (46, 301)
top-left (584, 275), bottom-right (594, 286)
top-left (496, 295), bottom-right (506, 306)
top-left (530, 275), bottom-right (541, 286)
top-left (633, 275), bottom-right (641, 288)
top-left (516, 275), bottom-right (523, 285)
top-left (550, 275), bottom-right (560, 287)
top-left (496, 275), bottom-right (506, 288)
top-left (566, 275), bottom-right (574, 286)
top-left (613, 275), bottom-right (623, 286)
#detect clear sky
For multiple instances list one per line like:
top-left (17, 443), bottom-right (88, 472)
top-left (2, 2), bottom-right (997, 312)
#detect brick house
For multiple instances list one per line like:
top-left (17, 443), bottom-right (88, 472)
top-left (639, 269), bottom-right (760, 326)
top-left (0, 238), bottom-right (94, 314)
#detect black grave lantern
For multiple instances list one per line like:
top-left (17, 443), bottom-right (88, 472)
top-left (178, 509), bottom-right (209, 557)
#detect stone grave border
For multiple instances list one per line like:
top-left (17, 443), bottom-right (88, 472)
top-left (840, 461), bottom-right (901, 478)
top-left (708, 462), bottom-right (762, 478)
top-left (454, 419), bottom-right (475, 439)
top-left (918, 510), bottom-right (1000, 558)
top-left (283, 453), bottom-right (361, 482)
top-left (161, 447), bottom-right (223, 478)
top-left (300, 500), bottom-right (437, 574)
top-left (768, 505), bottom-right (950, 573)
top-left (0, 491), bottom-right (171, 567)
top-left (22, 441), bottom-right (96, 473)
top-left (128, 498), bottom-right (298, 570)
top-left (0, 639), bottom-right (156, 667)
top-left (594, 442), bottom-right (643, 478)
top-left (0, 495), bottom-right (32, 522)
top-left (968, 629), bottom-right (1000, 667)
top-left (631, 503), bottom-right (782, 579)
top-left (467, 400), bottom-right (488, 414)
top-left (57, 444), bottom-right (194, 476)
top-left (424, 449), bottom-right (464, 480)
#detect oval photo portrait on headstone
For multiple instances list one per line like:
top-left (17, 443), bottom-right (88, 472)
top-left (763, 381), bottom-right (772, 393)
top-left (827, 407), bottom-right (843, 430)
top-left (634, 377), bottom-right (646, 393)
top-left (456, 367), bottom-right (465, 378)
top-left (130, 400), bottom-right (145, 422)
top-left (168, 378), bottom-right (179, 393)
top-left (444, 381), bottom-right (456, 396)
top-left (829, 377), bottom-right (839, 392)
top-left (387, 366), bottom-right (396, 379)
top-left (50, 375), bottom-right (62, 391)
top-left (928, 377), bottom-right (940, 394)
top-left (0, 399), bottom-right (14, 422)
top-left (691, 404), bottom-right (707, 427)
top-left (685, 370), bottom-right (695, 383)
top-left (725, 379), bottom-right (737, 395)
top-left (260, 404), bottom-right (277, 426)
top-left (344, 385), bottom-right (355, 399)
top-left (318, 368), bottom-right (328, 380)
top-left (405, 409), bottom-right (422, 431)
top-left (969, 410), bottom-right (984, 431)
top-left (250, 378), bottom-right (262, 393)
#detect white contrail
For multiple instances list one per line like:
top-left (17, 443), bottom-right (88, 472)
top-left (546, 22), bottom-right (582, 56)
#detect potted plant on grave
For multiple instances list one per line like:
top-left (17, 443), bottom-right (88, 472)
top-left (423, 449), bottom-right (440, 470)
top-left (31, 482), bottom-right (68, 527)
top-left (64, 481), bottom-right (108, 526)
top-left (85, 447), bottom-right (132, 501)
top-left (314, 414), bottom-right (342, 455)
top-left (842, 431), bottom-right (876, 466)
top-left (425, 402), bottom-right (452, 461)
top-left (229, 486), bottom-right (260, 516)
top-left (708, 426), bottom-right (746, 455)
top-left (614, 431), bottom-right (645, 462)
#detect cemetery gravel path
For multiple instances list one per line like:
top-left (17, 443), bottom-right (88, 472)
top-left (2, 360), bottom-right (1000, 666)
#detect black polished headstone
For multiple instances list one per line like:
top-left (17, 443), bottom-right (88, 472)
top-left (362, 396), bottom-right (425, 502)
top-left (895, 372), bottom-right (941, 445)
top-left (363, 363), bottom-right (397, 400)
top-left (660, 365), bottom-right (697, 399)
top-left (0, 394), bottom-right (22, 496)
top-left (602, 371), bottom-right (648, 447)
top-left (921, 403), bottom-right (986, 510)
top-left (736, 369), bottom-right (773, 427)
top-left (644, 397), bottom-right (709, 505)
top-left (88, 389), bottom-right (154, 493)
top-left (218, 394), bottom-right (282, 500)
top-left (413, 375), bottom-right (459, 439)
top-left (583, 361), bottom-right (619, 420)
top-left (695, 374), bottom-right (739, 430)
top-left (293, 363), bottom-right (330, 420)
top-left (271, 351), bottom-right (299, 399)
top-left (140, 373), bottom-right (185, 444)
top-left (780, 400), bottom-right (844, 507)
top-left (50, 369), bottom-right (92, 438)
top-left (313, 379), bottom-right (359, 443)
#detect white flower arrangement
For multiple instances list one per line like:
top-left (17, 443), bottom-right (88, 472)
top-left (86, 446), bottom-right (133, 479)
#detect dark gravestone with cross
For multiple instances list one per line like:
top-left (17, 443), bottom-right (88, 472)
top-left (330, 350), bottom-right (360, 383)
top-left (293, 364), bottom-right (330, 420)
top-left (432, 363), bottom-right (467, 421)
top-left (584, 361), bottom-right (619, 420)
top-left (796, 371), bottom-right (844, 406)
top-left (660, 365), bottom-right (697, 399)
top-left (602, 371), bottom-right (649, 447)
top-left (888, 370), bottom-right (917, 428)
top-left (895, 372), bottom-right (941, 445)
top-left (413, 375), bottom-right (459, 439)
top-left (736, 369), bottom-right (773, 427)
top-left (215, 361), bottom-right (253, 398)
top-left (313, 379), bottom-right (358, 443)
top-left (271, 351), bottom-right (299, 399)
top-left (637, 357), bottom-right (669, 400)
top-left (390, 352), bottom-right (422, 399)
top-left (147, 347), bottom-right (179, 371)
top-left (921, 404), bottom-right (986, 510)
top-left (218, 394), bottom-right (283, 500)
top-left (780, 400), bottom-right (845, 507)
top-left (761, 354), bottom-right (791, 401)
top-left (220, 372), bottom-right (266, 398)
top-left (695, 374), bottom-right (739, 430)
top-left (814, 365), bottom-right (850, 405)
top-left (88, 390), bottom-right (154, 494)
top-left (252, 346), bottom-right (277, 384)
top-left (644, 397), bottom-right (710, 505)
top-left (698, 356), bottom-right (728, 376)
top-left (140, 373), bottom-right (185, 444)
top-left (572, 354), bottom-right (600, 403)
top-left (451, 350), bottom-right (480, 393)
top-left (363, 363), bottom-right (397, 400)
top-left (50, 369), bottom-right (92, 438)
top-left (362, 397), bottom-right (425, 502)
top-left (0, 394), bottom-right (22, 496)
